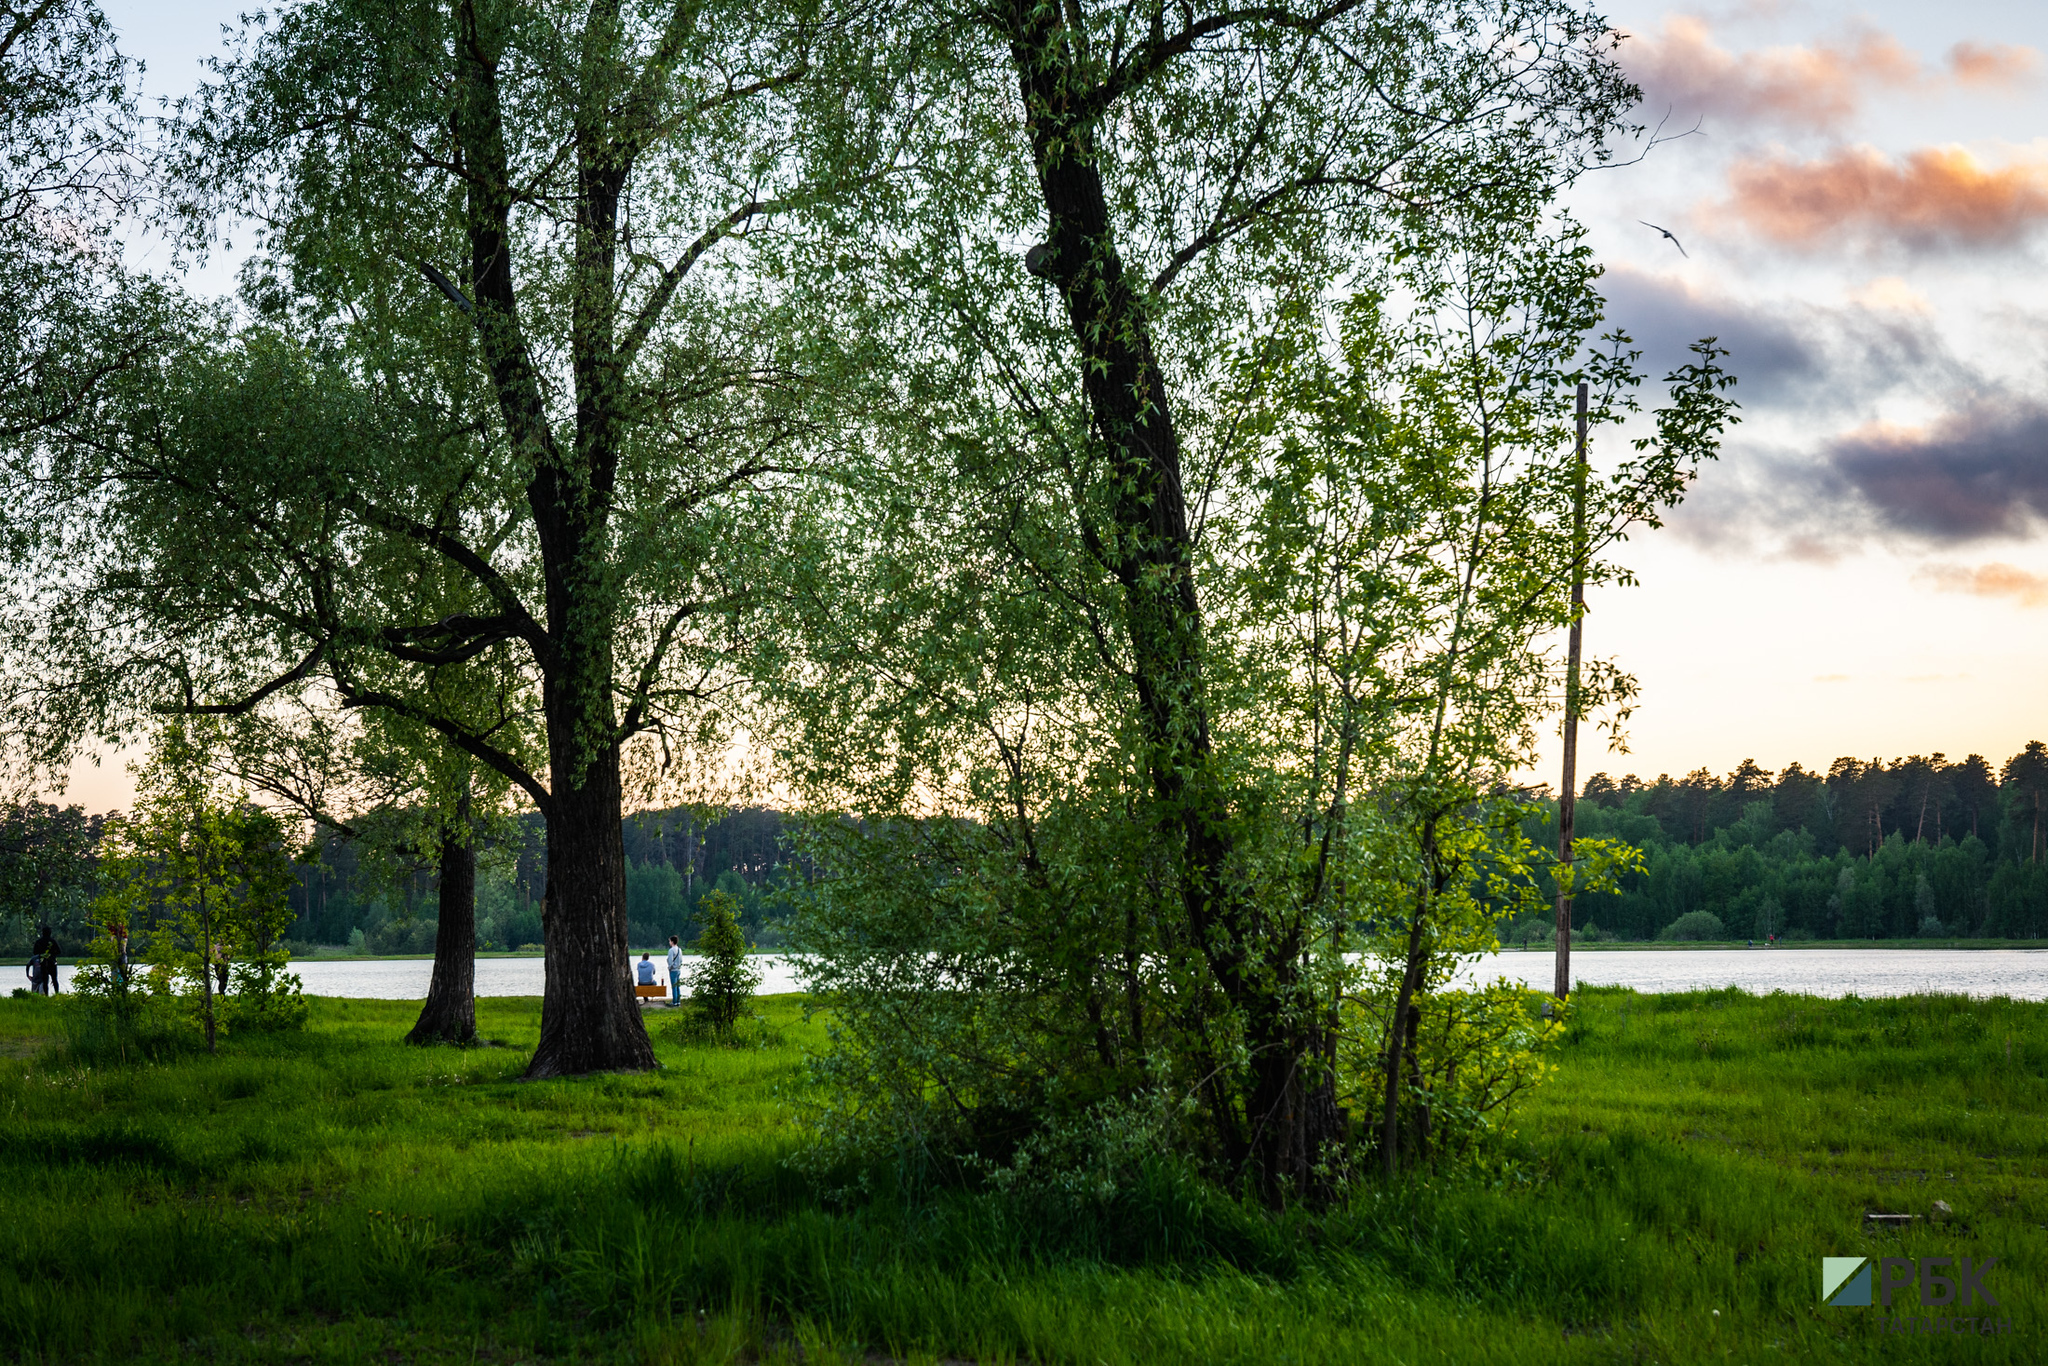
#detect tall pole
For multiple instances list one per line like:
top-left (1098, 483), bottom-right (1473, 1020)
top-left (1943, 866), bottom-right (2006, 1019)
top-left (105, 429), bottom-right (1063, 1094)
top-left (1554, 382), bottom-right (1588, 1001)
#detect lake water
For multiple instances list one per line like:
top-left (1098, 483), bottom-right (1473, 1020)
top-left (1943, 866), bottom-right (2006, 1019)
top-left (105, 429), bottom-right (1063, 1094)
top-left (19, 947), bottom-right (2047, 1002)
top-left (1472, 946), bottom-right (2048, 1000)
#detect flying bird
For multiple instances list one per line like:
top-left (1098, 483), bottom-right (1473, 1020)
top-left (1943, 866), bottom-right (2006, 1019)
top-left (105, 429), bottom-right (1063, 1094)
top-left (1639, 221), bottom-right (1689, 258)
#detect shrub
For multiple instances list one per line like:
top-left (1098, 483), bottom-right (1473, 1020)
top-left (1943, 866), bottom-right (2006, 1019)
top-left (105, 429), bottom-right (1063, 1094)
top-left (84, 730), bottom-right (306, 1051)
top-left (690, 890), bottom-right (760, 1040)
top-left (1657, 910), bottom-right (1726, 942)
top-left (1918, 915), bottom-right (1948, 939)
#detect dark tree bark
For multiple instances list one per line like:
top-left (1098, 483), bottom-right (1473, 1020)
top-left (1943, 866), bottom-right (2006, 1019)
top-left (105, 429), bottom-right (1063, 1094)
top-left (408, 811), bottom-right (478, 1046)
top-left (1003, 0), bottom-right (1340, 1202)
top-left (447, 0), bottom-right (656, 1077)
top-left (526, 743), bottom-right (650, 1075)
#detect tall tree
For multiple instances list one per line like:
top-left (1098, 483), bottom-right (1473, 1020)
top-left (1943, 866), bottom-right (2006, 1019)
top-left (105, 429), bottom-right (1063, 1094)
top-left (1823, 757), bottom-right (1863, 851)
top-left (1772, 761), bottom-right (1822, 835)
top-left (1893, 753), bottom-right (1945, 845)
top-left (2005, 742), bottom-right (2048, 865)
top-left (217, 693), bottom-right (525, 1045)
top-left (1947, 753), bottom-right (1998, 843)
top-left (1673, 768), bottom-right (1721, 844)
top-left (1855, 759), bottom-right (1899, 858)
top-left (778, 0), bottom-right (1727, 1197)
top-left (1726, 757), bottom-right (1772, 810)
top-left (4, 0), bottom-right (830, 1075)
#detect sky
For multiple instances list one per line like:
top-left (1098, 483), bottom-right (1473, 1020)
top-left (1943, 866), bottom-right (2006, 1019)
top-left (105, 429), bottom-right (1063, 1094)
top-left (50, 0), bottom-right (2048, 809)
top-left (1550, 0), bottom-right (2048, 788)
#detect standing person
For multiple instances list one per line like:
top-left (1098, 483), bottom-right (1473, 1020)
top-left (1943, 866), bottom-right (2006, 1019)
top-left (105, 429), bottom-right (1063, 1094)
top-left (666, 936), bottom-right (684, 1007)
top-left (30, 924), bottom-right (59, 996)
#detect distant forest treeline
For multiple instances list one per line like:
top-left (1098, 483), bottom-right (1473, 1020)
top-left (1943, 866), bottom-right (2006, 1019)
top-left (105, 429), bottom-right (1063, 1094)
top-left (291, 807), bottom-right (795, 954)
top-left (0, 805), bottom-right (794, 957)
top-left (6, 744), bottom-right (2045, 956)
top-left (1516, 744), bottom-right (2048, 943)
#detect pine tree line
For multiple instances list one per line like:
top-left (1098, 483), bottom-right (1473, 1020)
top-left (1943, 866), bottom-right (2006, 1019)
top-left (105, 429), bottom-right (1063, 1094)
top-left (1518, 744), bottom-right (2048, 942)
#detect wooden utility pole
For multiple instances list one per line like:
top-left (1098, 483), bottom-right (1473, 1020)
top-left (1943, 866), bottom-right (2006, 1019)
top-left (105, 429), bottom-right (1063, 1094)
top-left (1554, 382), bottom-right (1588, 1001)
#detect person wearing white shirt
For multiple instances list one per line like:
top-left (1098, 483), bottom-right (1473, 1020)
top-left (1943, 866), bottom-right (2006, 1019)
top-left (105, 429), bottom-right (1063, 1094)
top-left (666, 935), bottom-right (685, 1007)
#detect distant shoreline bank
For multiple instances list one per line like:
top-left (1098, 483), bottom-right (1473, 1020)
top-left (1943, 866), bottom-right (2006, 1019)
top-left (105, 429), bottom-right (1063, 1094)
top-left (9, 940), bottom-right (2047, 968)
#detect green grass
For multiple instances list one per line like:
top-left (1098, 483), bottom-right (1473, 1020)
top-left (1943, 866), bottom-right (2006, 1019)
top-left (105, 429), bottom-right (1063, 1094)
top-left (0, 988), bottom-right (2041, 1363)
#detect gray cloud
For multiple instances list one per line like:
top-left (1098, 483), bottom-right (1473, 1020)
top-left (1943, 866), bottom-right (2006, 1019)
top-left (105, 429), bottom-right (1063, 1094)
top-left (1666, 400), bottom-right (2048, 554)
top-left (1600, 270), bottom-right (2048, 550)
top-left (1599, 266), bottom-right (1958, 413)
top-left (1657, 443), bottom-right (1860, 558)
top-left (1827, 400), bottom-right (2048, 540)
top-left (1600, 267), bottom-right (1816, 405)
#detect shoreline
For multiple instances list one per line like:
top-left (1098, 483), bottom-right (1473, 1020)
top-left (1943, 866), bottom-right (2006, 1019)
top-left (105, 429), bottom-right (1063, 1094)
top-left (9, 940), bottom-right (2048, 968)
top-left (1500, 938), bottom-right (2048, 952)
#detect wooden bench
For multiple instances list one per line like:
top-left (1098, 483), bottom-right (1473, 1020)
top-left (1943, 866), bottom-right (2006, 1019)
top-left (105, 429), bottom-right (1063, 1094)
top-left (635, 983), bottom-right (669, 1003)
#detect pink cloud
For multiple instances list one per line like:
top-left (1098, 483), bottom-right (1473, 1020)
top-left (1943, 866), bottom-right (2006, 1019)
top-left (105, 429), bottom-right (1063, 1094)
top-left (1947, 42), bottom-right (2040, 88)
top-left (1720, 145), bottom-right (2048, 248)
top-left (1921, 563), bottom-right (2048, 608)
top-left (1622, 18), bottom-right (2040, 132)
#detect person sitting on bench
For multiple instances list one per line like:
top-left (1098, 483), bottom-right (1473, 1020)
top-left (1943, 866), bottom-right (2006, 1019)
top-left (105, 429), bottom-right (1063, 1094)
top-left (636, 954), bottom-right (657, 987)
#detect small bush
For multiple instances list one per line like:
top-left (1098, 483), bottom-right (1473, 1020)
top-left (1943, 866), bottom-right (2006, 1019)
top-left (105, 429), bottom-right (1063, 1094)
top-left (1657, 911), bottom-right (1726, 942)
top-left (1918, 915), bottom-right (1947, 939)
top-left (690, 890), bottom-right (761, 1040)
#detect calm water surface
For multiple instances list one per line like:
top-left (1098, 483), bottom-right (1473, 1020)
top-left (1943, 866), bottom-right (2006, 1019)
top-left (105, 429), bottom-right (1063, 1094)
top-left (1469, 947), bottom-right (2048, 1000)
top-left (23, 948), bottom-right (2045, 1001)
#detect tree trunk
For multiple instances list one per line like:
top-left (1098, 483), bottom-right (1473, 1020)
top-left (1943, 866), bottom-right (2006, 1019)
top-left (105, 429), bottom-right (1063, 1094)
top-left (453, 2), bottom-right (652, 1078)
top-left (408, 809), bottom-right (478, 1046)
top-left (1380, 882), bottom-right (1431, 1177)
top-left (1004, 2), bottom-right (1340, 1199)
top-left (196, 868), bottom-right (217, 1054)
top-left (1555, 385), bottom-right (1586, 999)
top-left (525, 735), bottom-right (653, 1078)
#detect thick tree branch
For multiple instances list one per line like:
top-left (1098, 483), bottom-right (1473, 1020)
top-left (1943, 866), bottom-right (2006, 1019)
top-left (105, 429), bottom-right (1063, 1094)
top-left (339, 492), bottom-right (545, 648)
top-left (617, 197), bottom-right (773, 373)
top-left (454, 0), bottom-right (566, 486)
top-left (153, 641), bottom-right (328, 717)
top-left (1088, 0), bottom-right (1370, 117)
top-left (331, 673), bottom-right (552, 817)
top-left (615, 593), bottom-right (740, 739)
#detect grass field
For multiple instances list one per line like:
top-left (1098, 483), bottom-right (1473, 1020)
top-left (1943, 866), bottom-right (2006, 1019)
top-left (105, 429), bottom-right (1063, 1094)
top-left (0, 986), bottom-right (2041, 1363)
